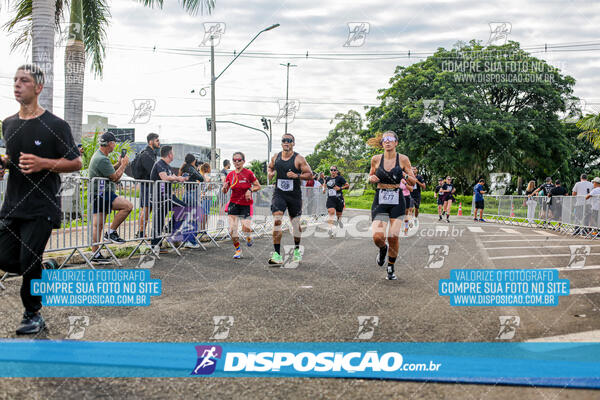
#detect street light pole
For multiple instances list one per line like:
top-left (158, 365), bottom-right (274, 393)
top-left (280, 62), bottom-right (297, 135)
top-left (209, 24), bottom-right (280, 170)
top-left (210, 38), bottom-right (217, 170)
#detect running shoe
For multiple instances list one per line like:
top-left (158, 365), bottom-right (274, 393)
top-left (376, 245), bottom-right (388, 267)
top-left (184, 241), bottom-right (200, 249)
top-left (233, 248), bottom-right (242, 259)
top-left (446, 217), bottom-right (450, 223)
top-left (338, 219), bottom-right (344, 228)
top-left (268, 252), bottom-right (284, 265)
top-left (386, 266), bottom-right (397, 280)
top-left (474, 218), bottom-right (478, 222)
top-left (91, 253), bottom-right (111, 264)
top-left (16, 311), bottom-right (46, 335)
top-left (479, 219), bottom-right (486, 222)
top-left (246, 237), bottom-right (254, 247)
top-left (404, 231), bottom-right (408, 237)
top-left (105, 231), bottom-right (125, 244)
top-left (328, 229), bottom-right (334, 239)
top-left (293, 248), bottom-right (302, 262)
top-left (439, 215), bottom-right (442, 221)
top-left (408, 221), bottom-right (413, 228)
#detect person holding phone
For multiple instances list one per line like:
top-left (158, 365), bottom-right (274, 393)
top-left (88, 131), bottom-right (133, 264)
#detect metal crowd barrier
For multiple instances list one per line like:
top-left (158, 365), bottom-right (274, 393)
top-left (0, 175), bottom-right (330, 271)
top-left (478, 194), bottom-right (600, 238)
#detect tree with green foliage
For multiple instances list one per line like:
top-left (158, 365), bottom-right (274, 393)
top-left (576, 112), bottom-right (600, 149)
top-left (306, 110), bottom-right (371, 176)
top-left (366, 40), bottom-right (579, 193)
top-left (247, 160), bottom-right (267, 185)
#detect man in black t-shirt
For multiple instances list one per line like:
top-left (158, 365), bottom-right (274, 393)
top-left (323, 166), bottom-right (349, 238)
top-left (548, 180), bottom-right (568, 221)
top-left (149, 146), bottom-right (187, 254)
top-left (0, 65), bottom-right (82, 334)
top-left (135, 132), bottom-right (160, 238)
top-left (533, 177), bottom-right (555, 220)
top-left (410, 167), bottom-right (426, 225)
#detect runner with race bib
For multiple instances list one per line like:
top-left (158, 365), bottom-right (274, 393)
top-left (323, 165), bottom-right (349, 238)
top-left (367, 131), bottom-right (417, 280)
top-left (267, 133), bottom-right (313, 265)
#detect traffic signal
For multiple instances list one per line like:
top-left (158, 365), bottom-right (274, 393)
top-left (261, 117), bottom-right (269, 130)
top-left (206, 118), bottom-right (212, 131)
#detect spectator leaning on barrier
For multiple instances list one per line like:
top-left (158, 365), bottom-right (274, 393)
top-left (572, 174), bottom-right (593, 235)
top-left (0, 64), bottom-right (82, 335)
top-left (149, 145), bottom-right (188, 254)
top-left (548, 180), bottom-right (568, 222)
top-left (89, 131), bottom-right (133, 264)
top-left (134, 133), bottom-right (160, 238)
top-left (585, 177), bottom-right (600, 228)
top-left (473, 179), bottom-right (486, 222)
top-left (533, 177), bottom-right (554, 221)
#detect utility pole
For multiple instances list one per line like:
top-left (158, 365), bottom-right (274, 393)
top-left (209, 24), bottom-right (280, 170)
top-left (280, 62), bottom-right (297, 134)
top-left (210, 38), bottom-right (217, 170)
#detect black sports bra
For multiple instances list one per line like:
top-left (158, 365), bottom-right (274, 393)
top-left (376, 154), bottom-right (403, 185)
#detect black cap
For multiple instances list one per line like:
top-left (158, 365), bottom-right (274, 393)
top-left (100, 131), bottom-right (117, 145)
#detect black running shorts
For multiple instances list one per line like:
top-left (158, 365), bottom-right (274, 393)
top-left (326, 197), bottom-right (345, 213)
top-left (271, 191), bottom-right (302, 218)
top-left (371, 189), bottom-right (406, 221)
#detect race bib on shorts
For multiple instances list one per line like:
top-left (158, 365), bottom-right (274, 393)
top-left (277, 179), bottom-right (293, 191)
top-left (328, 189), bottom-right (337, 197)
top-left (379, 189), bottom-right (400, 205)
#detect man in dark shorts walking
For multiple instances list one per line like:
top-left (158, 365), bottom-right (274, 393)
top-left (323, 165), bottom-right (349, 238)
top-left (411, 166), bottom-right (426, 227)
top-left (266, 133), bottom-right (312, 265)
top-left (473, 178), bottom-right (486, 222)
top-left (0, 65), bottom-right (82, 334)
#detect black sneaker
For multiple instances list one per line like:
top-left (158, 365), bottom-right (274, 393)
top-left (386, 266), bottom-right (397, 280)
top-left (376, 245), bottom-right (388, 267)
top-left (439, 215), bottom-right (442, 221)
top-left (105, 231), bottom-right (125, 244)
top-left (16, 311), bottom-right (45, 335)
top-left (91, 253), bottom-right (111, 264)
top-left (446, 217), bottom-right (450, 223)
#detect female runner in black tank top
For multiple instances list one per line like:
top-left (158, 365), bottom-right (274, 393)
top-left (367, 131), bottom-right (417, 280)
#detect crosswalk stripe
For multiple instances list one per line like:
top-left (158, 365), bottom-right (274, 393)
top-left (570, 287), bottom-right (600, 295)
top-left (485, 246), bottom-right (600, 250)
top-left (533, 230), bottom-right (557, 236)
top-left (526, 330), bottom-right (600, 342)
top-left (467, 226), bottom-right (484, 233)
top-left (555, 265), bottom-right (600, 271)
top-left (499, 228), bottom-right (519, 233)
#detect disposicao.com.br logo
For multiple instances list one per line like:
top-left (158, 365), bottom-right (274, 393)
top-left (190, 347), bottom-right (441, 376)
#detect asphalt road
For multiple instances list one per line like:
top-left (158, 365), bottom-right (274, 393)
top-left (1, 209), bottom-right (599, 399)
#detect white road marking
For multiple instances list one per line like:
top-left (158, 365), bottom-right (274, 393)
top-left (484, 245), bottom-right (600, 250)
top-left (533, 230), bottom-right (557, 236)
top-left (435, 225), bottom-right (449, 232)
top-left (570, 287), bottom-right (600, 295)
top-left (467, 226), bottom-right (484, 233)
top-left (555, 265), bottom-right (600, 271)
top-left (480, 234), bottom-right (558, 237)
top-left (489, 253), bottom-right (600, 260)
top-left (527, 330), bottom-right (600, 342)
top-left (499, 228), bottom-right (519, 233)
top-left (482, 239), bottom-right (590, 243)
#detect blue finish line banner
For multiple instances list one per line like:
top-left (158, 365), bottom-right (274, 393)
top-left (30, 270), bottom-right (161, 306)
top-left (439, 269), bottom-right (569, 306)
top-left (1, 342), bottom-right (600, 388)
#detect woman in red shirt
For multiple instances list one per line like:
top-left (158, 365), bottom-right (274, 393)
top-left (222, 152), bottom-right (261, 259)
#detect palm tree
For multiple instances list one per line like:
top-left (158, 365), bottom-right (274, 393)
top-left (4, 0), bottom-right (214, 142)
top-left (577, 113), bottom-right (600, 149)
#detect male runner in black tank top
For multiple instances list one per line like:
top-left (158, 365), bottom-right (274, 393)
top-left (267, 133), bottom-right (313, 265)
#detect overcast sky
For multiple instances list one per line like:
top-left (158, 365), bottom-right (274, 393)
top-left (1, 0), bottom-right (599, 162)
